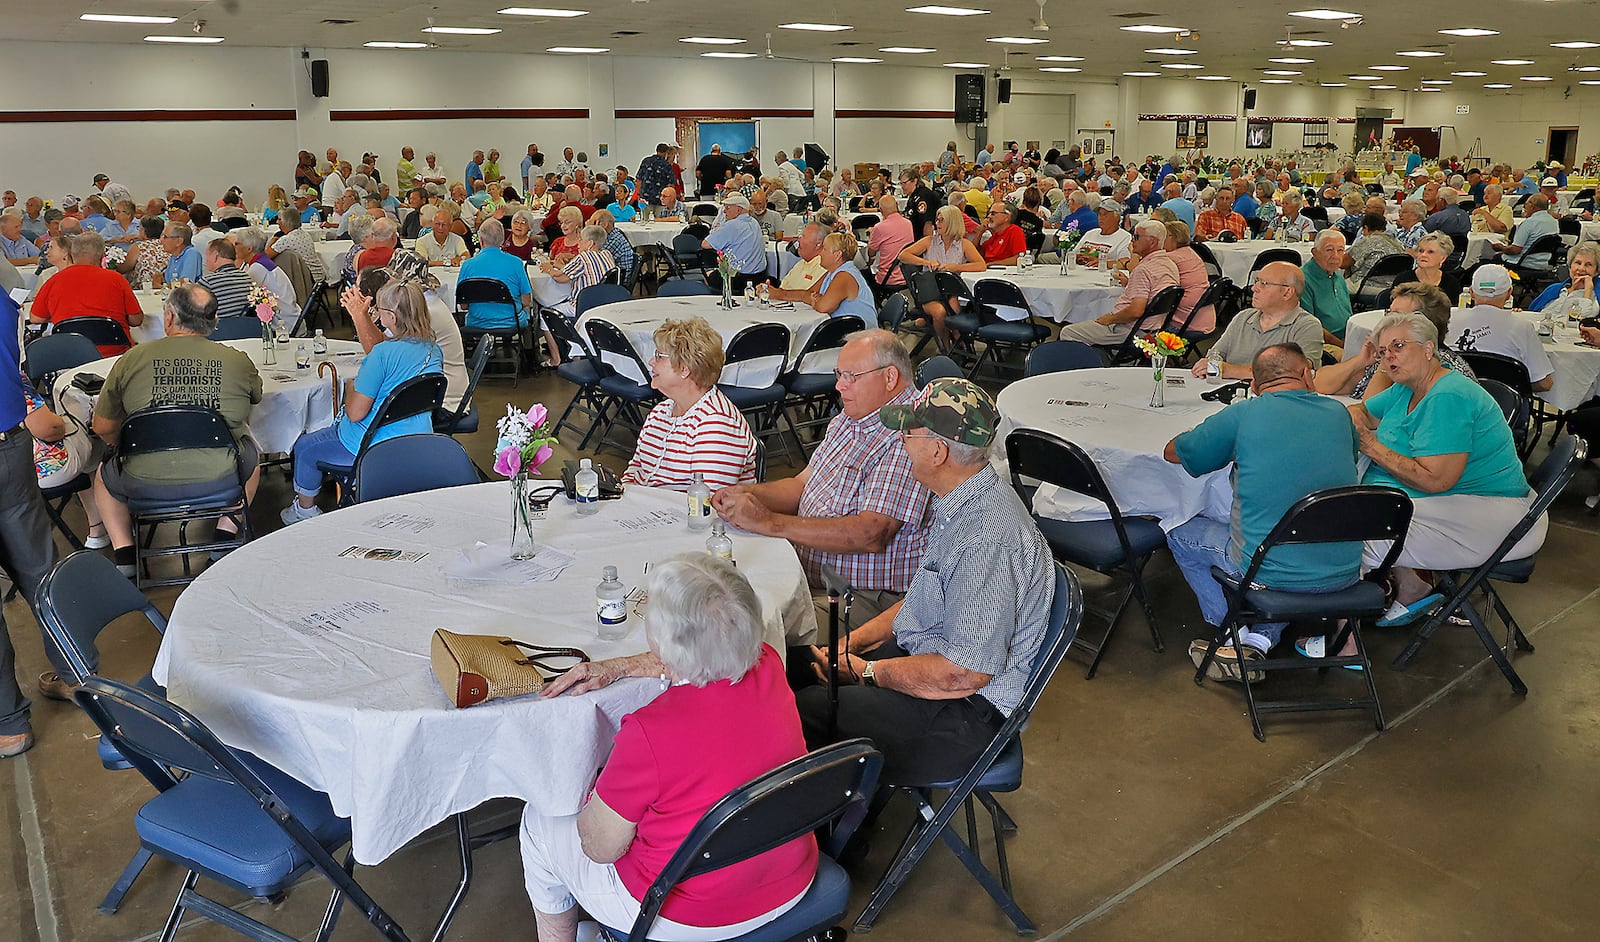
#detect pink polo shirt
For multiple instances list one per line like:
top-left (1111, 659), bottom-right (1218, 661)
top-left (866, 212), bottom-right (914, 285)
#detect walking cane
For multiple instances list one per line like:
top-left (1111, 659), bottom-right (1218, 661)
top-left (821, 563), bottom-right (854, 740)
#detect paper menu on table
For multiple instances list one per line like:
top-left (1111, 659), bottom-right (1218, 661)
top-left (442, 541), bottom-right (578, 586)
top-left (362, 512), bottom-right (436, 535)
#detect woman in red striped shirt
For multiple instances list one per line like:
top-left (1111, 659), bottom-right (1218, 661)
top-left (621, 317), bottom-right (757, 490)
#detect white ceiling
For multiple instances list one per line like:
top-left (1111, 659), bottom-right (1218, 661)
top-left (22, 1), bottom-right (1600, 91)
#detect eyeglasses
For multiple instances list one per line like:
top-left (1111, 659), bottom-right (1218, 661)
top-left (1253, 280), bottom-right (1295, 289)
top-left (898, 430), bottom-right (939, 442)
top-left (833, 364), bottom-right (890, 384)
top-left (1378, 339), bottom-right (1424, 356)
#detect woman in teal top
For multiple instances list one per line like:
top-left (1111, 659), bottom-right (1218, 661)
top-left (806, 231), bottom-right (876, 320)
top-left (281, 279), bottom-right (444, 524)
top-left (1348, 310), bottom-right (1545, 624)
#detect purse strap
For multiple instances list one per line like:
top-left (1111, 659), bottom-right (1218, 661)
top-left (498, 639), bottom-right (590, 675)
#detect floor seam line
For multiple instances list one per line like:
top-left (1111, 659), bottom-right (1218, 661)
top-left (14, 753), bottom-right (61, 942)
top-left (1040, 582), bottom-right (1600, 939)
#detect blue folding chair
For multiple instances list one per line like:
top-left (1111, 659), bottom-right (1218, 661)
top-left (209, 316), bottom-right (267, 341)
top-left (310, 373), bottom-right (448, 507)
top-left (657, 279), bottom-right (712, 297)
top-left (1024, 340), bottom-right (1102, 376)
top-left (354, 434), bottom-right (480, 502)
top-left (575, 283), bottom-right (633, 318)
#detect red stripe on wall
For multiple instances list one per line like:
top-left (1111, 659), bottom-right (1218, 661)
top-left (0, 109), bottom-right (296, 123)
top-left (330, 108), bottom-right (589, 121)
top-left (613, 109), bottom-right (814, 119)
top-left (835, 110), bottom-right (958, 119)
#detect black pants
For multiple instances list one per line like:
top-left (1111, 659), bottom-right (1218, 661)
top-left (0, 428), bottom-right (61, 736)
top-left (794, 642), bottom-right (1005, 784)
top-left (1567, 404), bottom-right (1600, 448)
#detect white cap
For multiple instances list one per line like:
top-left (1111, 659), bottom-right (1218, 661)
top-left (1540, 177), bottom-right (1559, 187)
top-left (1470, 263), bottom-right (1513, 298)
top-left (722, 193), bottom-right (750, 209)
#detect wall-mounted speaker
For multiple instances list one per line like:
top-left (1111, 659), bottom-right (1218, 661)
top-left (1243, 88), bottom-right (1257, 110)
top-left (998, 78), bottom-right (1012, 103)
top-left (311, 59), bottom-right (330, 98)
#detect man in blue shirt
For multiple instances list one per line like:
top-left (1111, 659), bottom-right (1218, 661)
top-left (161, 223), bottom-right (204, 283)
top-left (1515, 170), bottom-right (1539, 195)
top-left (1055, 190), bottom-right (1099, 235)
top-left (975, 143), bottom-right (993, 166)
top-left (636, 142), bottom-right (677, 209)
top-left (459, 219), bottom-right (533, 331)
top-left (521, 143), bottom-right (541, 191)
top-left (1164, 344), bottom-right (1360, 681)
top-left (1495, 194), bottom-right (1560, 270)
top-left (79, 195), bottom-right (114, 234)
top-left (464, 150), bottom-right (485, 192)
top-left (1161, 182), bottom-right (1197, 233)
top-left (1231, 184), bottom-right (1260, 224)
top-left (1124, 178), bottom-right (1164, 215)
top-left (702, 194), bottom-right (768, 288)
top-left (1465, 168), bottom-right (1487, 203)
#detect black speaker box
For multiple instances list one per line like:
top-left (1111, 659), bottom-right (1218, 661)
top-left (998, 78), bottom-right (1012, 103)
top-left (311, 59), bottom-right (330, 98)
top-left (1243, 88), bottom-right (1257, 110)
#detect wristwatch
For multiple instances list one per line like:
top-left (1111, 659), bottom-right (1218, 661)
top-left (861, 661), bottom-right (878, 688)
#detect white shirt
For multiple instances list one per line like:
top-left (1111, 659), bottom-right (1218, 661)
top-left (1074, 227), bottom-right (1133, 264)
top-left (1447, 306), bottom-right (1555, 384)
top-left (322, 172), bottom-right (346, 207)
top-left (192, 227), bottom-right (226, 256)
top-left (247, 261), bottom-right (298, 312)
top-left (416, 231), bottom-right (468, 262)
top-left (777, 161), bottom-right (806, 197)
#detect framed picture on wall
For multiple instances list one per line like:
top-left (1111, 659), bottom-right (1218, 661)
top-left (1175, 120), bottom-right (1192, 149)
top-left (1246, 120), bottom-right (1273, 149)
top-left (1194, 120), bottom-right (1209, 148)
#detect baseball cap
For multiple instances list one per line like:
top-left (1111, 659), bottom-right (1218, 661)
top-left (1469, 263), bottom-right (1513, 298)
top-left (722, 193), bottom-right (750, 209)
top-left (878, 377), bottom-right (999, 448)
top-left (1540, 177), bottom-right (1559, 187)
top-left (93, 173), bottom-right (110, 184)
top-left (294, 185), bottom-right (319, 199)
top-left (62, 193), bottom-right (79, 206)
top-left (1012, 171), bottom-right (1029, 184)
top-left (1098, 200), bottom-right (1125, 216)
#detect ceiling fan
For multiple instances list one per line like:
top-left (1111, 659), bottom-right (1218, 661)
top-left (1032, 0), bottom-right (1050, 32)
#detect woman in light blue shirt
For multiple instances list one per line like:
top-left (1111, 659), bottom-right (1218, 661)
top-left (808, 231), bottom-right (876, 320)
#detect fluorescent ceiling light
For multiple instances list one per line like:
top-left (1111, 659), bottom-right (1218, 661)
top-left (988, 36), bottom-right (1048, 44)
top-left (1120, 24), bottom-right (1187, 33)
top-left (833, 57), bottom-right (882, 63)
top-left (779, 23), bottom-right (853, 31)
top-left (1418, 86), bottom-right (1440, 92)
top-left (1144, 48), bottom-right (1197, 55)
top-left (1521, 75), bottom-right (1553, 81)
top-left (1036, 56), bottom-right (1084, 61)
top-left (1194, 75), bottom-right (1231, 80)
top-left (422, 27), bottom-right (501, 35)
top-left (1451, 70), bottom-right (1487, 76)
top-left (1283, 39), bottom-right (1332, 47)
top-left (1348, 74), bottom-right (1380, 80)
top-left (880, 47), bottom-right (935, 53)
top-left (1552, 41), bottom-right (1600, 49)
top-left (1040, 67), bottom-right (1081, 73)
top-left (1161, 63), bottom-right (1204, 69)
top-left (1396, 50), bottom-right (1446, 57)
top-left (1438, 28), bottom-right (1498, 37)
top-left (1491, 58), bottom-right (1535, 64)
top-left (547, 46), bottom-right (608, 52)
top-left (1576, 66), bottom-right (1600, 72)
top-left (906, 6), bottom-right (989, 15)
top-left (1421, 79), bottom-right (1452, 84)
top-left (1369, 64), bottom-right (1408, 70)
top-left (1263, 69), bottom-right (1302, 75)
top-left (144, 35), bottom-right (224, 43)
top-left (680, 36), bottom-right (745, 44)
top-left (1270, 57), bottom-right (1315, 64)
top-left (366, 41), bottom-right (429, 48)
top-left (1289, 9), bottom-right (1361, 19)
top-left (1260, 78), bottom-right (1293, 84)
top-left (498, 7), bottom-right (589, 16)
top-left (701, 51), bottom-right (757, 58)
top-left (1123, 71), bottom-right (1160, 76)
top-left (81, 13), bottom-right (177, 24)
top-left (1484, 83), bottom-right (1512, 88)
top-left (1581, 80), bottom-right (1600, 85)
top-left (1321, 81), bottom-right (1346, 86)
top-left (943, 62), bottom-right (988, 67)
top-left (1371, 84), bottom-right (1397, 89)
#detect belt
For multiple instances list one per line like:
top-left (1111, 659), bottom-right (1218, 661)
top-left (0, 422), bottom-right (25, 442)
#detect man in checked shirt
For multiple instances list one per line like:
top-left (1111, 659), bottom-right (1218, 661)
top-left (712, 329), bottom-right (933, 646)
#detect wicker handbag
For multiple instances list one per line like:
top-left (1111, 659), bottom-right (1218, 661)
top-left (429, 629), bottom-right (590, 708)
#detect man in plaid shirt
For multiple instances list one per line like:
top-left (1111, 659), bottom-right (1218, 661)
top-left (713, 330), bottom-right (932, 644)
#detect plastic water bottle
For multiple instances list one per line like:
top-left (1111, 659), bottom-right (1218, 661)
top-left (1206, 355), bottom-right (1223, 384)
top-left (596, 566), bottom-right (628, 639)
top-left (745, 281), bottom-right (757, 305)
top-left (686, 472), bottom-right (712, 531)
top-left (1537, 310), bottom-right (1554, 339)
top-left (295, 342), bottom-right (311, 369)
top-left (706, 517), bottom-right (733, 563)
top-left (312, 329), bottom-right (327, 355)
top-left (575, 458), bottom-right (600, 515)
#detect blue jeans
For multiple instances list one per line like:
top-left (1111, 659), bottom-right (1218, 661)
top-left (1166, 516), bottom-right (1356, 653)
top-left (291, 425), bottom-right (356, 498)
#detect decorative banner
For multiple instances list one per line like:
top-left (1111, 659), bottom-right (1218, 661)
top-left (1138, 113), bottom-right (1237, 122)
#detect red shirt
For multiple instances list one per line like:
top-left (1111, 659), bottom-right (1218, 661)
top-left (355, 245), bottom-right (395, 272)
top-left (31, 264), bottom-right (142, 355)
top-left (979, 223), bottom-right (1028, 264)
top-left (595, 645), bottom-right (817, 926)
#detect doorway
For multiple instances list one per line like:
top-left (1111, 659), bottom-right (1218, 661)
top-left (1548, 127), bottom-right (1579, 169)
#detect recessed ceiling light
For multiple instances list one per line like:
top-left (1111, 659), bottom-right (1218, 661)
top-left (701, 51), bottom-right (757, 58)
top-left (1260, 78), bottom-right (1293, 84)
top-left (422, 26), bottom-right (501, 35)
top-left (680, 36), bottom-right (745, 44)
top-left (1552, 41), bottom-right (1600, 49)
top-left (1491, 58), bottom-right (1534, 65)
top-left (144, 35), bottom-right (225, 43)
top-left (1194, 75), bottom-right (1231, 81)
top-left (988, 36), bottom-right (1049, 44)
top-left (1452, 70), bottom-right (1487, 76)
top-left (1161, 63), bottom-right (1204, 69)
top-left (1369, 64), bottom-right (1408, 71)
top-left (1422, 79), bottom-right (1452, 84)
top-left (1144, 48), bottom-right (1198, 55)
top-left (1120, 24), bottom-right (1188, 33)
top-left (833, 57), bottom-right (883, 63)
top-left (1123, 71), bottom-right (1160, 76)
top-left (1321, 81), bottom-right (1346, 86)
top-left (1348, 74), bottom-right (1380, 80)
top-left (1484, 83), bottom-right (1512, 88)
top-left (1522, 75), bottom-right (1553, 81)
top-left (1263, 69), bottom-right (1302, 75)
top-left (1036, 55), bottom-right (1084, 61)
top-left (1040, 67), bottom-right (1081, 73)
top-left (1396, 50), bottom-right (1446, 57)
top-left (906, 5), bottom-right (989, 15)
top-left (1270, 57), bottom-right (1315, 64)
top-left (943, 62), bottom-right (988, 67)
top-left (547, 46), bottom-right (609, 53)
top-left (1581, 80), bottom-right (1600, 85)
top-left (779, 23), bottom-right (853, 31)
top-left (880, 47), bottom-right (935, 53)
top-left (365, 41), bottom-right (430, 48)
top-left (1283, 39), bottom-right (1332, 47)
top-left (1371, 84), bottom-right (1397, 89)
top-left (1289, 9), bottom-right (1361, 19)
top-left (1438, 28), bottom-right (1499, 37)
top-left (81, 13), bottom-right (177, 24)
top-left (498, 7), bottom-right (590, 16)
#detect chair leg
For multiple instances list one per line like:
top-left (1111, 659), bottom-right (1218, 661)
top-left (99, 846), bottom-right (156, 914)
top-left (1228, 621), bottom-right (1268, 742)
top-left (157, 870), bottom-right (199, 942)
top-left (1083, 582), bottom-right (1135, 680)
top-left (310, 852), bottom-right (355, 942)
top-left (977, 792), bottom-right (1015, 898)
top-left (1458, 597), bottom-right (1529, 694)
top-left (964, 796), bottom-right (980, 867)
top-left (1128, 560), bottom-right (1165, 653)
top-left (1484, 583), bottom-right (1535, 653)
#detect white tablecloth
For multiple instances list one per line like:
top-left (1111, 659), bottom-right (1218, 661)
top-left (994, 367), bottom-right (1233, 531)
top-left (316, 240), bottom-right (351, 279)
top-left (53, 338), bottom-right (365, 455)
top-left (577, 295), bottom-right (832, 387)
top-left (1464, 232), bottom-right (1500, 268)
top-left (615, 222), bottom-right (679, 248)
top-left (1206, 241), bottom-right (1314, 284)
top-left (958, 265), bottom-right (1123, 324)
top-left (1344, 307), bottom-right (1600, 412)
top-left (151, 483), bottom-right (816, 864)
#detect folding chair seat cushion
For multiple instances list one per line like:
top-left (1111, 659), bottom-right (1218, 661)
top-left (1487, 556), bottom-right (1536, 582)
top-left (599, 373), bottom-right (654, 399)
top-left (945, 311), bottom-right (980, 335)
top-left (1213, 569), bottom-right (1387, 620)
top-left (785, 372), bottom-right (836, 398)
top-left (976, 321), bottom-right (1049, 345)
top-left (435, 401), bottom-right (478, 434)
top-left (557, 358), bottom-right (604, 387)
top-left (602, 856), bottom-right (852, 942)
top-left (120, 473), bottom-right (244, 514)
top-left (924, 739), bottom-right (1023, 793)
top-left (1034, 514), bottom-right (1166, 570)
top-left (135, 759), bottom-right (348, 897)
top-left (722, 383), bottom-right (787, 410)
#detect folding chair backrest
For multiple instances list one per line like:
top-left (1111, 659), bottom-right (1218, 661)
top-left (1248, 247), bottom-right (1305, 280)
top-left (209, 316), bottom-right (265, 341)
top-left (753, 438), bottom-right (767, 483)
top-left (1518, 233), bottom-right (1565, 269)
top-left (626, 740), bottom-right (884, 942)
top-left (354, 372), bottom-right (449, 456)
top-left (1005, 428), bottom-right (1123, 519)
top-left (585, 318), bottom-right (654, 379)
top-left (722, 322), bottom-right (792, 372)
top-left (1477, 377), bottom-right (1529, 432)
top-left (634, 243), bottom-right (684, 283)
top-left (1108, 285), bottom-right (1183, 364)
top-left (37, 550), bottom-right (166, 685)
top-left (1011, 564), bottom-right (1083, 729)
top-left (1458, 350), bottom-right (1533, 398)
top-left (1189, 241), bottom-right (1223, 281)
top-left (119, 406), bottom-right (237, 464)
top-left (455, 277), bottom-right (519, 322)
top-left (54, 316), bottom-right (132, 349)
top-left (789, 315), bottom-right (864, 377)
top-left (1527, 434), bottom-right (1586, 513)
top-left (1239, 485), bottom-right (1414, 588)
top-left (574, 283), bottom-right (632, 318)
top-left (690, 205), bottom-right (719, 219)
top-left (22, 332), bottom-right (102, 390)
top-left (916, 355), bottom-right (964, 386)
top-left (355, 433), bottom-right (480, 502)
top-left (543, 310), bottom-right (596, 359)
top-left (972, 278), bottom-right (1033, 323)
top-left (877, 290), bottom-right (910, 331)
top-left (1176, 276), bottom-right (1234, 338)
top-left (657, 279), bottom-right (711, 297)
top-left (1025, 340), bottom-right (1101, 376)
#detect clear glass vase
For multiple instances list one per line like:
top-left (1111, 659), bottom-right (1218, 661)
top-left (509, 472), bottom-right (537, 560)
top-left (261, 321), bottom-right (277, 365)
top-left (1149, 355), bottom-right (1167, 408)
top-left (721, 275), bottom-right (735, 309)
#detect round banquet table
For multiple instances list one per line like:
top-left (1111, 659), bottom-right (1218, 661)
top-left (576, 294), bottom-right (833, 387)
top-left (614, 221), bottom-right (678, 248)
top-left (150, 482), bottom-right (816, 864)
top-left (994, 367), bottom-right (1235, 531)
top-left (1343, 307), bottom-right (1600, 412)
top-left (1464, 232), bottom-right (1500, 268)
top-left (1205, 240), bottom-right (1313, 284)
top-left (958, 265), bottom-right (1123, 324)
top-left (51, 337), bottom-right (365, 456)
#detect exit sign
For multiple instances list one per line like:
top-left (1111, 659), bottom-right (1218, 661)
top-left (1455, 104), bottom-right (1471, 114)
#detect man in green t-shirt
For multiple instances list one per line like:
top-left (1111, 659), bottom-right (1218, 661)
top-left (1163, 344), bottom-right (1362, 682)
top-left (92, 284), bottom-right (263, 575)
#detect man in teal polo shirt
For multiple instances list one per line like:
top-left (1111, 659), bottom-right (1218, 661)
top-left (459, 219), bottom-right (533, 331)
top-left (1301, 229), bottom-right (1353, 349)
top-left (1163, 344), bottom-right (1361, 681)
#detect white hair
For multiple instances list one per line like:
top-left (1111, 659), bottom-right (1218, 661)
top-left (579, 224), bottom-right (606, 245)
top-left (370, 217), bottom-right (398, 243)
top-left (646, 554), bottom-right (764, 686)
top-left (1373, 310), bottom-right (1438, 349)
top-left (1314, 228), bottom-right (1346, 250)
top-left (1134, 219), bottom-right (1169, 240)
top-left (231, 226), bottom-right (267, 254)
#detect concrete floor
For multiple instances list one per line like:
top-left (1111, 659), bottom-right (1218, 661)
top-left (4, 360), bottom-right (1599, 942)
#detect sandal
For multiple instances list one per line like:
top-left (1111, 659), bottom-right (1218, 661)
top-left (1189, 639), bottom-right (1265, 683)
top-left (1376, 592), bottom-right (1445, 628)
top-left (1294, 637), bottom-right (1364, 670)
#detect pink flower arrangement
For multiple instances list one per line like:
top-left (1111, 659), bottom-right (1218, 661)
top-left (247, 285), bottom-right (281, 323)
top-left (493, 403), bottom-right (555, 478)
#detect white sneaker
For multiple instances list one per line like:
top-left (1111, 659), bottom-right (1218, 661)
top-left (279, 502), bottom-right (323, 526)
top-left (1586, 493), bottom-right (1599, 510)
top-left (84, 532), bottom-right (111, 550)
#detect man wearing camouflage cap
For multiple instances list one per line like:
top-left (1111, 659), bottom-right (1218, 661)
top-left (794, 376), bottom-right (1056, 782)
